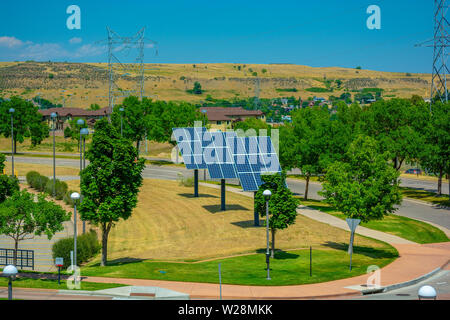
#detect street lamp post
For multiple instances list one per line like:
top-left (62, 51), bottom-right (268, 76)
top-left (3, 265), bottom-right (18, 300)
top-left (9, 108), bottom-right (15, 177)
top-left (51, 112), bottom-right (57, 197)
top-left (263, 189), bottom-right (272, 280)
top-left (70, 192), bottom-right (80, 269)
top-left (80, 128), bottom-right (89, 234)
top-left (119, 107), bottom-right (124, 137)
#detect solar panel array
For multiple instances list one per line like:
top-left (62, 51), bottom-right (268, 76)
top-left (172, 127), bottom-right (207, 170)
top-left (172, 128), bottom-right (282, 191)
top-left (227, 135), bottom-right (281, 191)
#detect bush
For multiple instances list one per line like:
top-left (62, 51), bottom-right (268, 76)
top-left (45, 179), bottom-right (68, 200)
top-left (177, 173), bottom-right (194, 187)
top-left (52, 230), bottom-right (101, 269)
top-left (63, 190), bottom-right (76, 207)
top-left (26, 171), bottom-right (41, 188)
top-left (35, 175), bottom-right (49, 192)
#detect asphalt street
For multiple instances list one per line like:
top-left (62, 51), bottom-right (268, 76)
top-left (353, 269), bottom-right (450, 300)
top-left (6, 156), bottom-right (450, 230)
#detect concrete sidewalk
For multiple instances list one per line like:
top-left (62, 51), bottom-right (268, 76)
top-left (80, 242), bottom-right (450, 299)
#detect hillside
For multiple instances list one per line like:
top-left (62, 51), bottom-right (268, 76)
top-left (0, 61), bottom-right (431, 108)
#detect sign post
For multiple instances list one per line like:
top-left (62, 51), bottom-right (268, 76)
top-left (346, 218), bottom-right (361, 271)
top-left (55, 258), bottom-right (64, 284)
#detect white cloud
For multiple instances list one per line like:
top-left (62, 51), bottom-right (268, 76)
top-left (0, 35), bottom-right (106, 61)
top-left (69, 37), bottom-right (82, 44)
top-left (0, 36), bottom-right (24, 48)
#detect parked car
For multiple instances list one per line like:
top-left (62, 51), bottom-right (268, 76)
top-left (405, 168), bottom-right (422, 175)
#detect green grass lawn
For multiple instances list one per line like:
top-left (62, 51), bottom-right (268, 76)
top-left (301, 199), bottom-right (449, 244)
top-left (82, 246), bottom-right (398, 286)
top-left (0, 276), bottom-right (125, 291)
top-left (400, 187), bottom-right (450, 207)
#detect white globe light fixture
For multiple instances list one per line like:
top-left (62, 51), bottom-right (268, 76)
top-left (263, 189), bottom-right (272, 199)
top-left (2, 265), bottom-right (18, 300)
top-left (418, 285), bottom-right (437, 300)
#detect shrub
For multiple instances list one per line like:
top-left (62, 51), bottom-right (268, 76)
top-left (63, 190), bottom-right (76, 207)
top-left (26, 171), bottom-right (41, 188)
top-left (52, 230), bottom-right (100, 269)
top-left (45, 179), bottom-right (68, 200)
top-left (37, 175), bottom-right (49, 192)
top-left (177, 173), bottom-right (194, 187)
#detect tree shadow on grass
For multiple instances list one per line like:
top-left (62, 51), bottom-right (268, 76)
top-left (255, 249), bottom-right (300, 260)
top-left (202, 204), bottom-right (249, 213)
top-left (322, 241), bottom-right (398, 259)
top-left (87, 257), bottom-right (145, 268)
top-left (231, 220), bottom-right (261, 229)
top-left (178, 193), bottom-right (219, 199)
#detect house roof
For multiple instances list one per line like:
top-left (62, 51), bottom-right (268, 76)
top-left (39, 107), bottom-right (109, 117)
top-left (199, 107), bottom-right (264, 121)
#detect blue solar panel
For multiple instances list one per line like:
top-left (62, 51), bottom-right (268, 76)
top-left (227, 135), bottom-right (281, 191)
top-left (203, 131), bottom-right (238, 179)
top-left (172, 127), bottom-right (208, 170)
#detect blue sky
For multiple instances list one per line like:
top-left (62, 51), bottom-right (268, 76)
top-left (0, 0), bottom-right (435, 72)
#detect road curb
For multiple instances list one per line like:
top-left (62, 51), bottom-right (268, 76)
top-left (381, 258), bottom-right (450, 294)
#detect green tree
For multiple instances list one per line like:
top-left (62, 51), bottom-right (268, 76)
top-left (0, 153), bottom-right (19, 203)
top-left (280, 106), bottom-right (346, 199)
top-left (360, 98), bottom-right (428, 171)
top-left (0, 190), bottom-right (70, 265)
top-left (193, 81), bottom-right (202, 94)
top-left (79, 118), bottom-right (145, 266)
top-left (420, 102), bottom-right (450, 196)
top-left (89, 103), bottom-right (101, 110)
top-left (233, 118), bottom-right (271, 136)
top-left (255, 172), bottom-right (299, 258)
top-left (319, 135), bottom-right (402, 222)
top-left (64, 117), bottom-right (87, 152)
top-left (0, 96), bottom-right (49, 153)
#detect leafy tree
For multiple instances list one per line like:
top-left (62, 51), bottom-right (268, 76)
top-left (193, 81), bottom-right (202, 94)
top-left (420, 102), bottom-right (450, 196)
top-left (233, 118), bottom-right (271, 136)
top-left (89, 103), bottom-right (101, 110)
top-left (0, 190), bottom-right (70, 265)
top-left (79, 118), bottom-right (145, 266)
top-left (0, 96), bottom-right (49, 153)
top-left (111, 96), bottom-right (155, 154)
top-left (280, 107), bottom-right (343, 199)
top-left (360, 98), bottom-right (428, 171)
top-left (63, 117), bottom-right (87, 151)
top-left (319, 135), bottom-right (402, 222)
top-left (0, 153), bottom-right (19, 203)
top-left (255, 172), bottom-right (299, 258)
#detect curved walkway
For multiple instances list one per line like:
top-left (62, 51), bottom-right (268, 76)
top-left (76, 184), bottom-right (450, 299)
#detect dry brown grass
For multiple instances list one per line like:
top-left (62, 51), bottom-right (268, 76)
top-left (104, 179), bottom-right (387, 262)
top-left (3, 162), bottom-right (79, 177)
top-left (0, 62), bottom-right (431, 108)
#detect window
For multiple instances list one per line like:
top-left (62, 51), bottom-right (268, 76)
top-left (217, 121), bottom-right (222, 125)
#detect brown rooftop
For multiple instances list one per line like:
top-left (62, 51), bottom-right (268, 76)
top-left (200, 107), bottom-right (264, 121)
top-left (39, 107), bottom-right (109, 117)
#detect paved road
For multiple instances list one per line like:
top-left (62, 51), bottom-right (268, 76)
top-left (400, 176), bottom-right (449, 195)
top-left (286, 178), bottom-right (450, 230)
top-left (6, 156), bottom-right (450, 230)
top-left (353, 269), bottom-right (450, 300)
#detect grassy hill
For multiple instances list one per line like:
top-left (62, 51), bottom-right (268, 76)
top-left (0, 61), bottom-right (431, 108)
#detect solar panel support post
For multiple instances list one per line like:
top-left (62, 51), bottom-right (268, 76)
top-left (221, 179), bottom-right (226, 211)
top-left (194, 169), bottom-right (199, 197)
top-left (253, 192), bottom-right (260, 226)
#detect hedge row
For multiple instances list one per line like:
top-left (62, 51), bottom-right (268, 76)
top-left (26, 171), bottom-right (68, 200)
top-left (52, 230), bottom-right (101, 269)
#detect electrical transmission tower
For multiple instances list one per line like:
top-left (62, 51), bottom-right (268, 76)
top-left (104, 27), bottom-right (157, 114)
top-left (416, 0), bottom-right (449, 105)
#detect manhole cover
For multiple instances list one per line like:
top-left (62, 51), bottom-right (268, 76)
top-left (396, 293), bottom-right (410, 296)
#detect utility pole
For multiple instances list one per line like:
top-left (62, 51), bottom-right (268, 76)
top-left (416, 0), bottom-right (449, 108)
